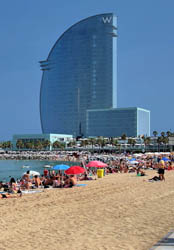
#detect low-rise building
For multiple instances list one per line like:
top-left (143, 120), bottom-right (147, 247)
top-left (12, 134), bottom-right (73, 150)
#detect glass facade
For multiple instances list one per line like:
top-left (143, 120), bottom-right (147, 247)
top-left (86, 108), bottom-right (150, 137)
top-left (40, 13), bottom-right (117, 137)
top-left (137, 108), bottom-right (150, 136)
top-left (40, 13), bottom-right (150, 138)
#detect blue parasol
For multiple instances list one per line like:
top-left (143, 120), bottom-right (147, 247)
top-left (53, 164), bottom-right (70, 171)
top-left (162, 157), bottom-right (170, 162)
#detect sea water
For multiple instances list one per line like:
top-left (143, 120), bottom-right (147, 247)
top-left (0, 160), bottom-right (80, 182)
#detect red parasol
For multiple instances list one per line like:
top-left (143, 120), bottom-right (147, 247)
top-left (86, 161), bottom-right (108, 168)
top-left (65, 166), bottom-right (85, 175)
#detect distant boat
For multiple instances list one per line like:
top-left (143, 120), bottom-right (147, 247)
top-left (21, 165), bottom-right (30, 169)
top-left (43, 165), bottom-right (52, 168)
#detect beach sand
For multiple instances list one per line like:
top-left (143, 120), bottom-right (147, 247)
top-left (1, 170), bottom-right (174, 250)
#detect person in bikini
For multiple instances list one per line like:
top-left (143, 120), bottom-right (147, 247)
top-left (0, 193), bottom-right (21, 199)
top-left (33, 175), bottom-right (41, 188)
top-left (22, 170), bottom-right (31, 190)
top-left (8, 177), bottom-right (17, 193)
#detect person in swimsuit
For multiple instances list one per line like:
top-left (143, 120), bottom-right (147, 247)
top-left (33, 175), bottom-right (41, 188)
top-left (158, 160), bottom-right (165, 181)
top-left (8, 177), bottom-right (17, 193)
top-left (0, 192), bottom-right (22, 199)
top-left (22, 170), bottom-right (31, 190)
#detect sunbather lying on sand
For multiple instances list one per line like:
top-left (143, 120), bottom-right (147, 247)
top-left (136, 168), bottom-right (146, 176)
top-left (0, 193), bottom-right (21, 199)
top-left (148, 176), bottom-right (160, 182)
top-left (64, 175), bottom-right (77, 188)
top-left (79, 173), bottom-right (93, 181)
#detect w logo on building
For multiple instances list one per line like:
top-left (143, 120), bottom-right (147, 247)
top-left (102, 16), bottom-right (112, 24)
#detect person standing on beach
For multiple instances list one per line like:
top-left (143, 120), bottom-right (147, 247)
top-left (158, 160), bottom-right (165, 181)
top-left (22, 170), bottom-right (31, 189)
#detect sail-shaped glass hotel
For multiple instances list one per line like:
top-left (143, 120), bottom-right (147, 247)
top-left (40, 13), bottom-right (150, 137)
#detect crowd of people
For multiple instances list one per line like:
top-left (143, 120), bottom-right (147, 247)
top-left (0, 152), bottom-right (174, 198)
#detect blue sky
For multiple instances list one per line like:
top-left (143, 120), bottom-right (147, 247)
top-left (0, 0), bottom-right (174, 140)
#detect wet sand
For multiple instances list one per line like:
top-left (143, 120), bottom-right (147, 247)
top-left (1, 170), bottom-right (174, 250)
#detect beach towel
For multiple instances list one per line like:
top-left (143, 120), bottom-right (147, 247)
top-left (22, 190), bottom-right (43, 194)
top-left (75, 184), bottom-right (87, 187)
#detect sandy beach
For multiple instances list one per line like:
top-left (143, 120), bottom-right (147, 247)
top-left (1, 170), bottom-right (174, 250)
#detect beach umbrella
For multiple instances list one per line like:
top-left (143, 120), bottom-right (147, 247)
top-left (86, 161), bottom-right (108, 168)
top-left (53, 164), bottom-right (70, 171)
top-left (65, 166), bottom-right (85, 175)
top-left (23, 170), bottom-right (40, 176)
top-left (162, 157), bottom-right (170, 162)
top-left (128, 160), bottom-right (139, 165)
top-left (53, 165), bottom-right (70, 184)
top-left (129, 158), bottom-right (136, 161)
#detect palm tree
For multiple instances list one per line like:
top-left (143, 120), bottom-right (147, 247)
top-left (67, 141), bottom-right (73, 148)
top-left (6, 141), bottom-right (12, 150)
top-left (25, 142), bottom-right (32, 150)
top-left (121, 133), bottom-right (127, 140)
top-left (89, 138), bottom-right (96, 151)
top-left (161, 132), bottom-right (165, 138)
top-left (34, 140), bottom-right (43, 150)
top-left (81, 140), bottom-right (88, 148)
top-left (96, 137), bottom-right (103, 152)
top-left (153, 131), bottom-right (158, 137)
top-left (143, 137), bottom-right (151, 152)
top-left (166, 131), bottom-right (172, 137)
top-left (1, 142), bottom-right (7, 149)
top-left (101, 138), bottom-right (107, 149)
top-left (43, 140), bottom-right (51, 150)
top-left (163, 137), bottom-right (169, 152)
top-left (157, 136), bottom-right (163, 152)
top-left (16, 140), bottom-right (24, 150)
top-left (52, 141), bottom-right (61, 150)
top-left (109, 137), bottom-right (114, 146)
top-left (128, 138), bottom-right (136, 151)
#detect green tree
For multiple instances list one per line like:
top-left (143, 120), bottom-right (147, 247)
top-left (163, 137), bottom-right (169, 152)
top-left (166, 131), bottom-right (172, 137)
top-left (6, 141), bottom-right (12, 149)
top-left (113, 139), bottom-right (118, 147)
top-left (43, 140), bottom-right (51, 150)
top-left (81, 140), bottom-right (88, 148)
top-left (128, 138), bottom-right (136, 149)
top-left (153, 131), bottom-right (158, 137)
top-left (121, 133), bottom-right (127, 140)
top-left (16, 139), bottom-right (24, 150)
top-left (25, 142), bottom-right (33, 149)
top-left (157, 136), bottom-right (163, 152)
top-left (34, 140), bottom-right (43, 150)
top-left (67, 141), bottom-right (76, 148)
top-left (89, 138), bottom-right (96, 150)
top-left (96, 137), bottom-right (103, 151)
top-left (143, 137), bottom-right (151, 151)
top-left (52, 140), bottom-right (65, 150)
top-left (52, 141), bottom-right (60, 149)
top-left (161, 132), bottom-right (165, 137)
top-left (2, 141), bottom-right (12, 150)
